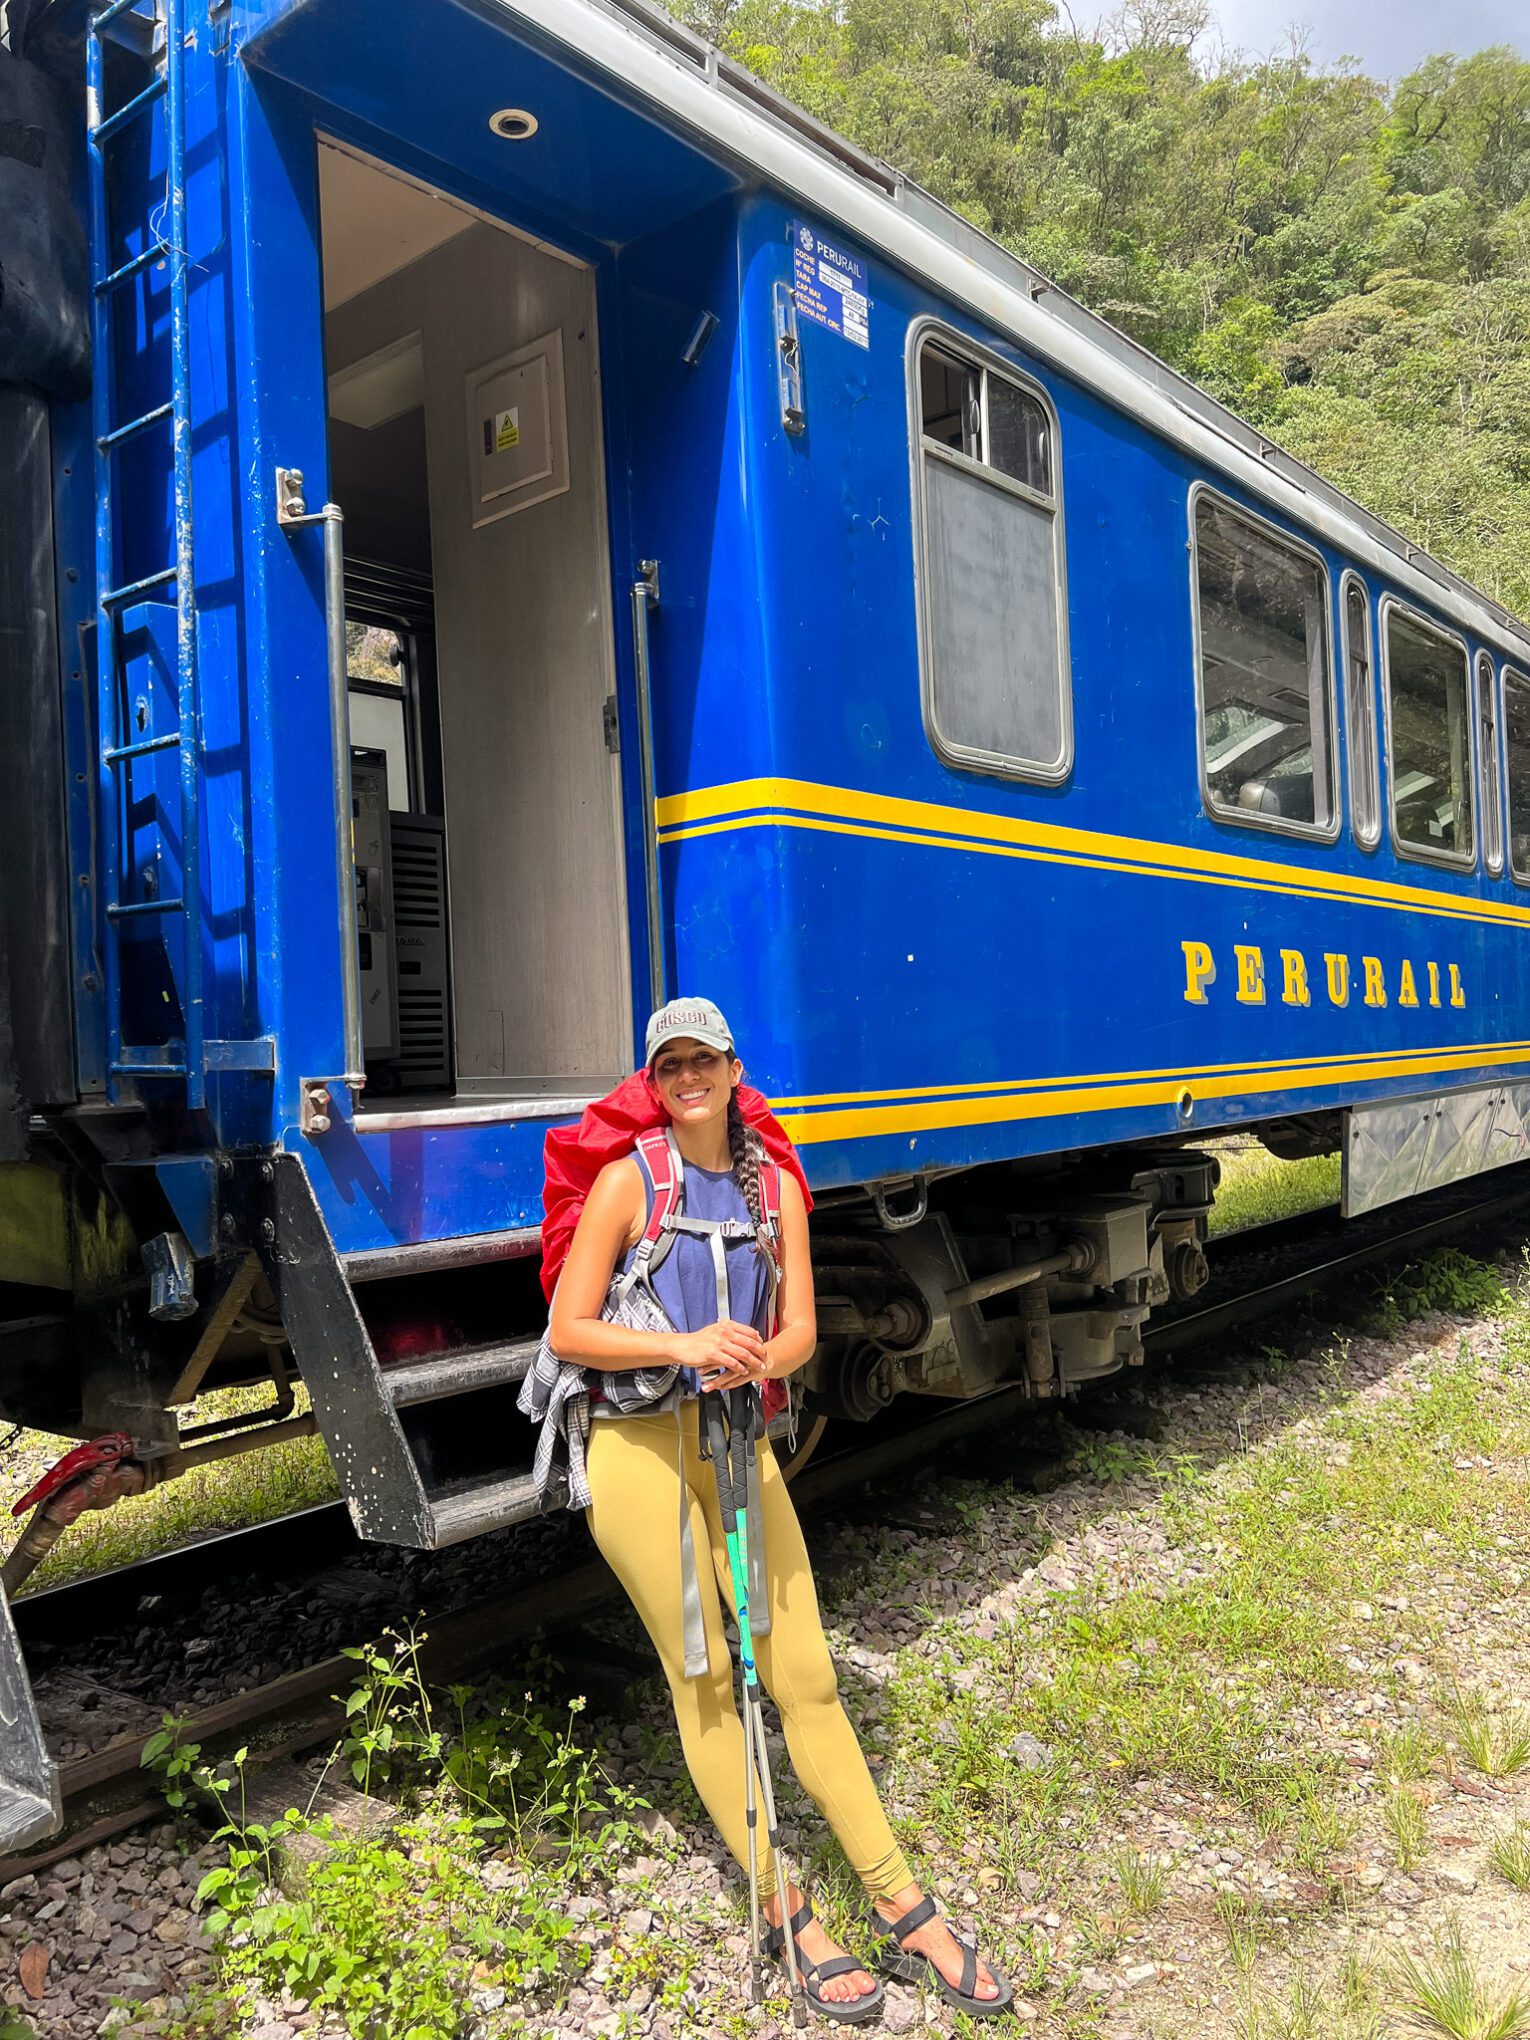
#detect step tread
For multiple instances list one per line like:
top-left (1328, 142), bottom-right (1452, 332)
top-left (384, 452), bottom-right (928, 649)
top-left (382, 1336), bottom-right (540, 1408)
top-left (427, 1470), bottom-right (545, 1546)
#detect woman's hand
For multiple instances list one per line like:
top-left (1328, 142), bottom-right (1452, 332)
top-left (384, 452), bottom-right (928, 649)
top-left (673, 1321), bottom-right (767, 1391)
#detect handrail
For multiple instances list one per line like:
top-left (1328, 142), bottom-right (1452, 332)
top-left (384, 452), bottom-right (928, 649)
top-left (275, 468), bottom-right (365, 1088)
top-left (631, 560), bottom-right (665, 1011)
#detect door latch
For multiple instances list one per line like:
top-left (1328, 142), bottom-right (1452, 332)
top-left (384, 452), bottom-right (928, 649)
top-left (773, 282), bottom-right (805, 437)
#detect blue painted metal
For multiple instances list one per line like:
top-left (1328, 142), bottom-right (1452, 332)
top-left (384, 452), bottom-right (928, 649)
top-left (154, 1154), bottom-right (218, 1260)
top-left (36, 0), bottom-right (1530, 1264)
top-left (86, 0), bottom-right (207, 1110)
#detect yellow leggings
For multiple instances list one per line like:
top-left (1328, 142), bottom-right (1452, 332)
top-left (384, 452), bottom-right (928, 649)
top-left (584, 1399), bottom-right (913, 1900)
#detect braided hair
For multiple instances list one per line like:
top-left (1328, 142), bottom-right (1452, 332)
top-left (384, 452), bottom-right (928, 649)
top-left (726, 1087), bottom-right (766, 1232)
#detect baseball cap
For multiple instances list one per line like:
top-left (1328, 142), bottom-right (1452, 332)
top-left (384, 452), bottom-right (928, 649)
top-left (645, 997), bottom-right (734, 1065)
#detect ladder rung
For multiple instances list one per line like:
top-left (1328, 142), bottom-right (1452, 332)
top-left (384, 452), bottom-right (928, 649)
top-left (92, 0), bottom-right (154, 31)
top-left (99, 401), bottom-right (173, 452)
top-left (101, 566), bottom-right (175, 608)
top-left (96, 242), bottom-right (169, 296)
top-left (105, 731), bottom-right (181, 764)
top-left (90, 72), bottom-right (166, 146)
top-left (106, 896), bottom-right (184, 921)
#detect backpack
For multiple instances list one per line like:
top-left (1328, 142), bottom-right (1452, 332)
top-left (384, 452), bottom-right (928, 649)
top-left (538, 1069), bottom-right (812, 1304)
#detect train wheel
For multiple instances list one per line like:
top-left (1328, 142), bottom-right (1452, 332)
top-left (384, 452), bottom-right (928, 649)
top-left (780, 1414), bottom-right (827, 1483)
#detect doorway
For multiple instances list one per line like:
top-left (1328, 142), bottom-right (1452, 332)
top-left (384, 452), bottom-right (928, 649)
top-left (317, 139), bottom-right (632, 1110)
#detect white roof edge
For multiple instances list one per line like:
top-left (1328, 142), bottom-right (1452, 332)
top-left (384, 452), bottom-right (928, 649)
top-left (493, 0), bottom-right (1530, 661)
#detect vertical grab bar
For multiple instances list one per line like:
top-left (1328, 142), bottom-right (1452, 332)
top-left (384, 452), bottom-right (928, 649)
top-left (632, 561), bottom-right (665, 1012)
top-left (276, 469), bottom-right (365, 1088)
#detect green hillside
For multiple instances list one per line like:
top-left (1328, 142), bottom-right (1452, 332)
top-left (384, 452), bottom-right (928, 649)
top-left (677, 0), bottom-right (1530, 616)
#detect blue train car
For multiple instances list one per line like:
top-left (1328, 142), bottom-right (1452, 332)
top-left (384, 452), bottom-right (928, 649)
top-left (1, 0), bottom-right (1528, 1839)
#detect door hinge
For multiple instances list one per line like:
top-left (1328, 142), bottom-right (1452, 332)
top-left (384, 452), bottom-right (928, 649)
top-left (603, 694), bottom-right (620, 753)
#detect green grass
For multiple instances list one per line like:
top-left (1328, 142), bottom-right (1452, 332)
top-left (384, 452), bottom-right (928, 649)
top-left (1207, 1144), bottom-right (1342, 1237)
top-left (1489, 1823), bottom-right (1530, 1892)
top-left (11, 1383), bottom-right (338, 1594)
top-left (868, 1251), bottom-right (1530, 1910)
top-left (1391, 1931), bottom-right (1530, 2039)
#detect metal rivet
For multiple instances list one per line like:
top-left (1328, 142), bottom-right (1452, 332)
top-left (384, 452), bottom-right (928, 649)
top-left (260, 1219), bottom-right (276, 1244)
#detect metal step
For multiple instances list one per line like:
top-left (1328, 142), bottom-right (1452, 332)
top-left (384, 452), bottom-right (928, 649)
top-left (427, 1471), bottom-right (546, 1548)
top-left (253, 1155), bottom-right (553, 1553)
top-left (383, 1338), bottom-right (538, 1410)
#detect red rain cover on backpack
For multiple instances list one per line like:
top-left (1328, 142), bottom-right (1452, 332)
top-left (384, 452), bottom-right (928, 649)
top-left (539, 1070), bottom-right (813, 1306)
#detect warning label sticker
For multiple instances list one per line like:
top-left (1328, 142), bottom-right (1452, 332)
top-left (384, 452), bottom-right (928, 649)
top-left (792, 223), bottom-right (869, 348)
top-left (483, 407), bottom-right (520, 455)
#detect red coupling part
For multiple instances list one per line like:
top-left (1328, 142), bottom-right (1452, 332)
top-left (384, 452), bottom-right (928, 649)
top-left (12, 1432), bottom-right (134, 1517)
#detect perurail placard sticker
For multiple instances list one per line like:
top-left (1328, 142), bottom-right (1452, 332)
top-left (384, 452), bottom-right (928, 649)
top-left (793, 223), bottom-right (869, 348)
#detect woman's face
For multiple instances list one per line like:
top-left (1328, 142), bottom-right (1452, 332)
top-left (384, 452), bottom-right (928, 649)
top-left (650, 1036), bottom-right (740, 1129)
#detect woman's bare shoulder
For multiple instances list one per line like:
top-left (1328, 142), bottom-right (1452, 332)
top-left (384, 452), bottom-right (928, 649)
top-left (584, 1154), bottom-right (644, 1216)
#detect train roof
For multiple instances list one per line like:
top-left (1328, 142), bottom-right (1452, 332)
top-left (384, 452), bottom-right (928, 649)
top-left (507, 0), bottom-right (1530, 664)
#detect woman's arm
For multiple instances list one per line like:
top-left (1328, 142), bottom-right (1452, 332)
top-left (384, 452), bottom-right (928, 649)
top-left (761, 1170), bottom-right (817, 1380)
top-left (548, 1158), bottom-right (766, 1375)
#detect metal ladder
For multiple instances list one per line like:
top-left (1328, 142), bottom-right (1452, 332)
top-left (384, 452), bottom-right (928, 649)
top-left (86, 0), bottom-right (206, 1109)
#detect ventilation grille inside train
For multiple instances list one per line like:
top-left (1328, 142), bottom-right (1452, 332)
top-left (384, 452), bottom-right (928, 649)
top-left (393, 834), bottom-right (445, 929)
top-left (389, 816), bottom-right (452, 1090)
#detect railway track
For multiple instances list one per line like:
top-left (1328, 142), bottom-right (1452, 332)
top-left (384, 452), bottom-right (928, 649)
top-left (9, 1161), bottom-right (1530, 1877)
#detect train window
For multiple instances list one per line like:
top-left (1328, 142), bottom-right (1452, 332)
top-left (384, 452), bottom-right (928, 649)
top-left (1383, 604), bottom-right (1473, 865)
top-left (1478, 652), bottom-right (1504, 876)
top-left (1342, 576), bottom-right (1380, 849)
top-left (1505, 667), bottom-right (1530, 883)
top-left (1192, 494), bottom-right (1335, 837)
top-left (913, 330), bottom-right (1069, 783)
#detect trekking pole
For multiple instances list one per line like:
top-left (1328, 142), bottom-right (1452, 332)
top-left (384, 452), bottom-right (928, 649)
top-left (711, 1388), bottom-right (807, 2029)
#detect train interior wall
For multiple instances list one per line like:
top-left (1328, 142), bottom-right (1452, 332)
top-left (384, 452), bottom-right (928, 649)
top-left (318, 143), bottom-right (631, 1109)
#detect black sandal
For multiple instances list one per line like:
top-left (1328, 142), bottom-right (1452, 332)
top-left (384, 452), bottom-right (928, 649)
top-left (867, 1894), bottom-right (1014, 2019)
top-left (762, 1897), bottom-right (885, 2026)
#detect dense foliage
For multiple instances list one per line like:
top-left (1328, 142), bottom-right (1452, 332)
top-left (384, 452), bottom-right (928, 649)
top-left (673, 0), bottom-right (1530, 615)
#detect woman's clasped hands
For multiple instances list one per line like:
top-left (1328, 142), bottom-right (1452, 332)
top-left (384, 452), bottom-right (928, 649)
top-left (672, 1319), bottom-right (771, 1391)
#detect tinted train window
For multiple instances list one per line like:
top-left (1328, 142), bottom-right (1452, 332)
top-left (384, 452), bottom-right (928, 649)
top-left (1384, 607), bottom-right (1473, 863)
top-left (1478, 652), bottom-right (1504, 876)
top-left (914, 333), bottom-right (1068, 783)
top-left (1343, 577), bottom-right (1380, 848)
top-left (1193, 496), bottom-right (1334, 836)
top-left (1505, 667), bottom-right (1530, 882)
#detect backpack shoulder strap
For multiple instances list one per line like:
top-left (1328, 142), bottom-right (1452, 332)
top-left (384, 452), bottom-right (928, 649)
top-left (627, 1128), bottom-right (684, 1287)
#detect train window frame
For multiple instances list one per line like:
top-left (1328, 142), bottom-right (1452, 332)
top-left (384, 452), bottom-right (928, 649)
top-left (1477, 650), bottom-right (1505, 878)
top-left (1340, 571), bottom-right (1381, 851)
top-left (1379, 595), bottom-right (1476, 872)
top-left (907, 317), bottom-right (1072, 787)
top-left (1503, 664), bottom-right (1530, 886)
top-left (1188, 483), bottom-right (1339, 845)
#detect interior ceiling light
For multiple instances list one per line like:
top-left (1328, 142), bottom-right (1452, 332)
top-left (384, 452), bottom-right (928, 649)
top-left (489, 108), bottom-right (539, 141)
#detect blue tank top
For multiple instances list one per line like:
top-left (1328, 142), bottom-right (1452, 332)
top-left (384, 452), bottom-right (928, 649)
top-left (623, 1158), bottom-right (771, 1338)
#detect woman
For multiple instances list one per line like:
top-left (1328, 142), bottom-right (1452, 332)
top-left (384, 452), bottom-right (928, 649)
top-left (549, 997), bottom-right (1011, 2022)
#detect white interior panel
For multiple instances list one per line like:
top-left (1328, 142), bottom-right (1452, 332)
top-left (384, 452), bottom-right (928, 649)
top-left (323, 163), bottom-right (630, 1096)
